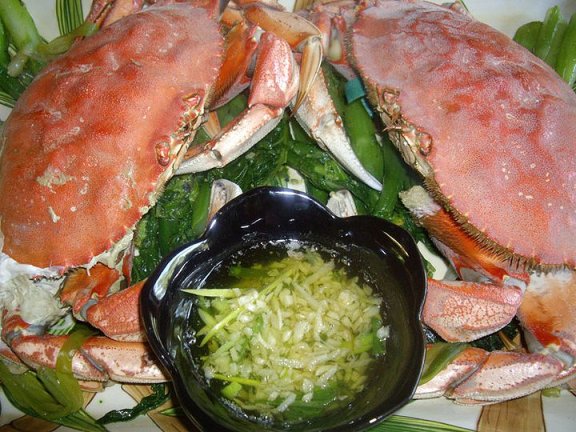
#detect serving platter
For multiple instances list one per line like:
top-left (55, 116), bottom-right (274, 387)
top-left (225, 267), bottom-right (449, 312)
top-left (1, 0), bottom-right (576, 431)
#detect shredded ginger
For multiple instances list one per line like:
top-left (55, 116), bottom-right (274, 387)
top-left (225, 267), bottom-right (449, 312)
top-left (184, 249), bottom-right (388, 420)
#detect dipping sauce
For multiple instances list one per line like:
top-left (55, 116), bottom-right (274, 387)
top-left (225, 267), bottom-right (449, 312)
top-left (183, 242), bottom-right (389, 423)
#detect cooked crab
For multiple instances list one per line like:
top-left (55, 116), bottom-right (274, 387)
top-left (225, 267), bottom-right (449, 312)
top-left (0, 0), bottom-right (380, 382)
top-left (306, 0), bottom-right (576, 404)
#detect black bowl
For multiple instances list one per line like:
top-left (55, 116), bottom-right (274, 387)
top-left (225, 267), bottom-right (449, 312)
top-left (141, 187), bottom-right (427, 432)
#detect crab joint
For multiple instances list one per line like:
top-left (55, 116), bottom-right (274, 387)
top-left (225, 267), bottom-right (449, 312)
top-left (417, 131), bottom-right (433, 155)
top-left (182, 92), bottom-right (204, 122)
top-left (154, 141), bottom-right (171, 166)
top-left (211, 149), bottom-right (223, 161)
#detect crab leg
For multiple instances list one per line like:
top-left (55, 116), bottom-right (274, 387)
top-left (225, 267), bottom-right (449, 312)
top-left (415, 346), bottom-right (489, 399)
top-left (59, 264), bottom-right (144, 342)
top-left (86, 0), bottom-right (144, 27)
top-left (400, 185), bottom-right (576, 402)
top-left (240, 2), bottom-right (324, 112)
top-left (0, 273), bottom-right (162, 381)
top-left (399, 186), bottom-right (525, 340)
top-left (178, 31), bottom-right (298, 173)
top-left (302, 2), bottom-right (359, 80)
top-left (210, 20), bottom-right (259, 109)
top-left (220, 0), bottom-right (324, 112)
top-left (2, 310), bottom-right (166, 382)
top-left (402, 186), bottom-right (576, 361)
top-left (518, 270), bottom-right (576, 367)
top-left (415, 346), bottom-right (565, 404)
top-left (424, 279), bottom-right (522, 342)
top-left (450, 351), bottom-right (564, 404)
top-left (10, 334), bottom-right (166, 383)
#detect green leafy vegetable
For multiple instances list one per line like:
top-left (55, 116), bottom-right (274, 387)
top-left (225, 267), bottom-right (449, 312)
top-left (131, 174), bottom-right (215, 281)
top-left (0, 64), bottom-right (33, 106)
top-left (97, 383), bottom-right (170, 424)
top-left (0, 19), bottom-right (10, 66)
top-left (0, 0), bottom-right (94, 103)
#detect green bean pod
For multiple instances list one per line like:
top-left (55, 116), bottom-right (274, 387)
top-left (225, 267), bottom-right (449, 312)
top-left (556, 12), bottom-right (576, 87)
top-left (341, 99), bottom-right (384, 181)
top-left (371, 136), bottom-right (408, 219)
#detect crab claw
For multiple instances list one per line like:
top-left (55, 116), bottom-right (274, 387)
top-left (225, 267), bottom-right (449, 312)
top-left (242, 4), bottom-right (324, 113)
top-left (423, 279), bottom-right (523, 342)
top-left (415, 345), bottom-right (567, 404)
top-left (178, 31), bottom-right (298, 173)
top-left (292, 67), bottom-right (382, 191)
top-left (86, 0), bottom-right (144, 27)
top-left (60, 264), bottom-right (145, 342)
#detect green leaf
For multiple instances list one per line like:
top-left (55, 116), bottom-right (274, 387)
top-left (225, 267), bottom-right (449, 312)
top-left (513, 21), bottom-right (543, 52)
top-left (98, 383), bottom-right (170, 424)
top-left (0, 361), bottom-right (105, 431)
top-left (556, 12), bottom-right (576, 87)
top-left (419, 342), bottom-right (469, 385)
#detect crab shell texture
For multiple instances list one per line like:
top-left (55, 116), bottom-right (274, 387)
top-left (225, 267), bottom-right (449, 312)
top-left (351, 0), bottom-right (576, 268)
top-left (0, 5), bottom-right (223, 270)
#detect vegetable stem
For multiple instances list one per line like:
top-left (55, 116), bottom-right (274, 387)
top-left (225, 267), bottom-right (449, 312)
top-left (0, 0), bottom-right (44, 76)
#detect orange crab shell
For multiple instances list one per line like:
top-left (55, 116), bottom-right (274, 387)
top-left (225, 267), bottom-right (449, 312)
top-left (350, 1), bottom-right (576, 267)
top-left (0, 5), bottom-right (224, 269)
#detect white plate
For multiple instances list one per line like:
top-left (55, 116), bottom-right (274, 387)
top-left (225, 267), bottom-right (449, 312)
top-left (1, 1), bottom-right (575, 431)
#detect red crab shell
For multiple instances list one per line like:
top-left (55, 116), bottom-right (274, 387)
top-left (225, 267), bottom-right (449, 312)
top-left (350, 1), bottom-right (576, 267)
top-left (0, 5), bottom-right (223, 269)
